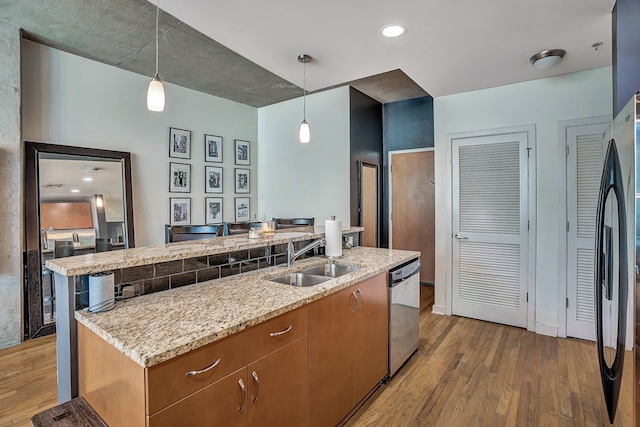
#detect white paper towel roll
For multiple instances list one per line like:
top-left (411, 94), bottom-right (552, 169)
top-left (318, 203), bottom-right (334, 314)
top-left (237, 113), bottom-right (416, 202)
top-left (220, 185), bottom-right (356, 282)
top-left (325, 218), bottom-right (343, 258)
top-left (89, 272), bottom-right (115, 313)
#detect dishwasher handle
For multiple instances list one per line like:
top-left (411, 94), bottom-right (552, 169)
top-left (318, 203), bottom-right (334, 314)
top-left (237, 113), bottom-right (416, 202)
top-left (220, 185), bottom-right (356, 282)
top-left (389, 259), bottom-right (421, 285)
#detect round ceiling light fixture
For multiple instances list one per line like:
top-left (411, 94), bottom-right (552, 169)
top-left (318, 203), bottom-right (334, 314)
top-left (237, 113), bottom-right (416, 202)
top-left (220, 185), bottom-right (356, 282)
top-left (381, 24), bottom-right (406, 38)
top-left (529, 49), bottom-right (566, 70)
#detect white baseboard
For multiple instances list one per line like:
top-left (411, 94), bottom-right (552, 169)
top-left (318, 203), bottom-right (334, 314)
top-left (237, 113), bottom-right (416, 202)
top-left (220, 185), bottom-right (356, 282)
top-left (431, 305), bottom-right (445, 315)
top-left (535, 322), bottom-right (558, 337)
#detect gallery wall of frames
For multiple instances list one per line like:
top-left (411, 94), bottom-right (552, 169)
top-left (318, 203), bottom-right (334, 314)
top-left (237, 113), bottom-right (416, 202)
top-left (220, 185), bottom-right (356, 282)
top-left (167, 127), bottom-right (254, 226)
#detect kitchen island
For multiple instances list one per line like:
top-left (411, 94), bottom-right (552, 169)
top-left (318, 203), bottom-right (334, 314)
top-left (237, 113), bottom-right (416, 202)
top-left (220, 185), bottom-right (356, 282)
top-left (70, 246), bottom-right (419, 426)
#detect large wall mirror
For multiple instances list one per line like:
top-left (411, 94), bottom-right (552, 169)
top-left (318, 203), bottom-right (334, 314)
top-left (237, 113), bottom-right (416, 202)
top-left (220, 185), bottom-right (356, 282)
top-left (23, 142), bottom-right (135, 339)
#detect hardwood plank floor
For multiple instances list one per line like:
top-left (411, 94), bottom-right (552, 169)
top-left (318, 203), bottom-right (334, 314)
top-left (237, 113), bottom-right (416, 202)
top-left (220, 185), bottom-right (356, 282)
top-left (345, 285), bottom-right (633, 426)
top-left (0, 286), bottom-right (633, 426)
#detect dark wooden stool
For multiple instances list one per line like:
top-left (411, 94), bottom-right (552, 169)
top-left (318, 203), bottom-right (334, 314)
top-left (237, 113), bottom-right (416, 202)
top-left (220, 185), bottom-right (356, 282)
top-left (31, 397), bottom-right (106, 426)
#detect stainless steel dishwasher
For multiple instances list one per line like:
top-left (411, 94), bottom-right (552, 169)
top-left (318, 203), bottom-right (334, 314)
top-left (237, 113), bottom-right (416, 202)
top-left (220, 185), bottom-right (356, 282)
top-left (388, 258), bottom-right (421, 377)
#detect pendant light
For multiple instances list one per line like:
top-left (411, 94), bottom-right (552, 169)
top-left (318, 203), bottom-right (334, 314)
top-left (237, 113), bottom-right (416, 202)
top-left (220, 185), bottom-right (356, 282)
top-left (147, 0), bottom-right (165, 111)
top-left (298, 54), bottom-right (311, 143)
top-left (93, 167), bottom-right (104, 207)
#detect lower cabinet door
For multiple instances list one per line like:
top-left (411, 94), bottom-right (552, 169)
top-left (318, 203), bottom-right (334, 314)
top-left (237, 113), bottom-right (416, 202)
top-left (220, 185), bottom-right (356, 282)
top-left (309, 286), bottom-right (357, 427)
top-left (355, 272), bottom-right (389, 403)
top-left (148, 367), bottom-right (248, 427)
top-left (247, 336), bottom-right (309, 427)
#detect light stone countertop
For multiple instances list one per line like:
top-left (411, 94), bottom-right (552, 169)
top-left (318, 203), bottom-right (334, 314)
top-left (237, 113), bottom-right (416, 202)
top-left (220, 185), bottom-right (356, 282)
top-left (46, 226), bottom-right (364, 276)
top-left (74, 246), bottom-right (420, 368)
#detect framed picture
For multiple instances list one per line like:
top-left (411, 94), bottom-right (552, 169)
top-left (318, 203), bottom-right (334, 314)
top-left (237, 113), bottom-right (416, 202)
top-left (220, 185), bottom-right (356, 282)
top-left (235, 139), bottom-right (250, 165)
top-left (205, 134), bottom-right (223, 163)
top-left (170, 162), bottom-right (191, 193)
top-left (169, 127), bottom-right (191, 159)
top-left (205, 166), bottom-right (223, 193)
top-left (235, 168), bottom-right (250, 193)
top-left (170, 198), bottom-right (191, 225)
top-left (235, 197), bottom-right (250, 222)
top-left (205, 197), bottom-right (223, 224)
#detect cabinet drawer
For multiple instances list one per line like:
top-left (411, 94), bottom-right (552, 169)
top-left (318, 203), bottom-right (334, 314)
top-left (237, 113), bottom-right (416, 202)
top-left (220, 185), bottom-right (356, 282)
top-left (146, 332), bottom-right (248, 415)
top-left (244, 305), bottom-right (308, 362)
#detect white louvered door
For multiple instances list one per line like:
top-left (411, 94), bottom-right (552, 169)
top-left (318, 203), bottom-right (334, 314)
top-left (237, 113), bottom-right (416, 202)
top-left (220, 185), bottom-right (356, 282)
top-left (452, 131), bottom-right (529, 328)
top-left (566, 123), bottom-right (607, 341)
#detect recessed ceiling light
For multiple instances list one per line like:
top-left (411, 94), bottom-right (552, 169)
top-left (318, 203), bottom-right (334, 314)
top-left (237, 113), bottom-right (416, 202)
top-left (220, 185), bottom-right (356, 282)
top-left (71, 189), bottom-right (80, 193)
top-left (83, 177), bottom-right (93, 181)
top-left (381, 24), bottom-right (406, 38)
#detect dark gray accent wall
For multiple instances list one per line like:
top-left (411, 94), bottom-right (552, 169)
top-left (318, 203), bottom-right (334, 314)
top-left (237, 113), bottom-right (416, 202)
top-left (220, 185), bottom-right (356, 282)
top-left (349, 87), bottom-right (383, 236)
top-left (381, 96), bottom-right (434, 248)
top-left (613, 0), bottom-right (640, 115)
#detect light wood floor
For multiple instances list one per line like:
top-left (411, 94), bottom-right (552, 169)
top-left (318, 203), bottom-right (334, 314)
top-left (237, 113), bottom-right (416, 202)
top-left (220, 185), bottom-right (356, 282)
top-left (0, 286), bottom-right (633, 426)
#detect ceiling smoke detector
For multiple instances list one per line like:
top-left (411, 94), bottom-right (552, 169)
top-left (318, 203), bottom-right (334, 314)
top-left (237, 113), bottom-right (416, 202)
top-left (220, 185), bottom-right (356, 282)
top-left (529, 49), bottom-right (566, 70)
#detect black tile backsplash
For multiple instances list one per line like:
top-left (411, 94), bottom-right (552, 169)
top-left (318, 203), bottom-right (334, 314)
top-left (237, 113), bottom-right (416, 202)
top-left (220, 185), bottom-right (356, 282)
top-left (75, 232), bottom-right (363, 305)
top-left (171, 271), bottom-right (197, 289)
top-left (122, 265), bottom-right (154, 282)
top-left (155, 260), bottom-right (183, 276)
top-left (183, 257), bottom-right (208, 272)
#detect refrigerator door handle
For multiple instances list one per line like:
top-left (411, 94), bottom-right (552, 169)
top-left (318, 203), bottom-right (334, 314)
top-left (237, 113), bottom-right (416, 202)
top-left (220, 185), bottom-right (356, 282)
top-left (594, 138), bottom-right (629, 424)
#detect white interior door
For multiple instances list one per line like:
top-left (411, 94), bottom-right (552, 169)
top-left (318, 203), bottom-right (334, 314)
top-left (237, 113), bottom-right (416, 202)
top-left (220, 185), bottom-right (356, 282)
top-left (451, 131), bottom-right (530, 328)
top-left (566, 123), bottom-right (607, 340)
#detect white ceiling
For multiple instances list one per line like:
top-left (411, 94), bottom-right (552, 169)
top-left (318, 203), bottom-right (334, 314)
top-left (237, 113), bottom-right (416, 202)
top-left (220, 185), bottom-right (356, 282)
top-left (39, 158), bottom-right (124, 201)
top-left (157, 0), bottom-right (615, 97)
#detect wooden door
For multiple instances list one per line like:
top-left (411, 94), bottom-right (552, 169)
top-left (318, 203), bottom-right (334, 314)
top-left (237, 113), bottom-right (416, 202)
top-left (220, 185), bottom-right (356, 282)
top-left (361, 164), bottom-right (378, 247)
top-left (391, 151), bottom-right (434, 283)
top-left (67, 202), bottom-right (93, 228)
top-left (451, 131), bottom-right (530, 328)
top-left (355, 273), bottom-right (388, 402)
top-left (40, 202), bottom-right (68, 229)
top-left (309, 286), bottom-right (357, 427)
top-left (148, 368), bottom-right (248, 427)
top-left (248, 336), bottom-right (308, 427)
top-left (566, 122), bottom-right (608, 341)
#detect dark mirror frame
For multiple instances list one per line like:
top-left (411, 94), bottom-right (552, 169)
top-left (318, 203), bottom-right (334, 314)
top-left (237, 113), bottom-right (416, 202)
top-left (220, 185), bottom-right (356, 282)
top-left (23, 141), bottom-right (135, 339)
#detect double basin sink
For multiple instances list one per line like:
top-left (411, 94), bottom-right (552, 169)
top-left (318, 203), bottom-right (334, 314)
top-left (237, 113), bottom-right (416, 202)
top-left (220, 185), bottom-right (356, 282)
top-left (270, 263), bottom-right (360, 287)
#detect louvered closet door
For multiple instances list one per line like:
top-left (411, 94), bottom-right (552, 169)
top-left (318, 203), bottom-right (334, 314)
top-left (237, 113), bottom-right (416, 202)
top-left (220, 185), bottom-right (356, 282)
top-left (452, 132), bottom-right (529, 328)
top-left (566, 123), bottom-right (607, 340)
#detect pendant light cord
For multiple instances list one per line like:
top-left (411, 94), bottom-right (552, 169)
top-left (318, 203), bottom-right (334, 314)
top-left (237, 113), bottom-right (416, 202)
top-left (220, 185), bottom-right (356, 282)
top-left (155, 0), bottom-right (159, 75)
top-left (302, 59), bottom-right (306, 119)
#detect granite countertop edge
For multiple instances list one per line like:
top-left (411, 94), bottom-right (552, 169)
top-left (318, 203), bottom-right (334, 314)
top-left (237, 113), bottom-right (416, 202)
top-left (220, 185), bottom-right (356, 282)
top-left (74, 247), bottom-right (419, 368)
top-left (47, 226), bottom-right (364, 276)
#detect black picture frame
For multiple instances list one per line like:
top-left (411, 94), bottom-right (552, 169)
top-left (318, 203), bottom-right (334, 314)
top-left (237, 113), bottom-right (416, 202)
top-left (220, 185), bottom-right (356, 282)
top-left (169, 127), bottom-right (191, 159)
top-left (235, 197), bottom-right (250, 222)
top-left (205, 197), bottom-right (223, 224)
top-left (170, 162), bottom-right (191, 193)
top-left (170, 197), bottom-right (191, 225)
top-left (235, 168), bottom-right (250, 193)
top-left (205, 166), bottom-right (223, 193)
top-left (235, 139), bottom-right (250, 165)
top-left (205, 134), bottom-right (223, 163)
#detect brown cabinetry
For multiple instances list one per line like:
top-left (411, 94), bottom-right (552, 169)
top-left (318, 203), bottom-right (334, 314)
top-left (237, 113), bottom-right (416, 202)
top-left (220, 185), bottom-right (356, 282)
top-left (309, 272), bottom-right (389, 427)
top-left (79, 306), bottom-right (309, 427)
top-left (41, 202), bottom-right (93, 230)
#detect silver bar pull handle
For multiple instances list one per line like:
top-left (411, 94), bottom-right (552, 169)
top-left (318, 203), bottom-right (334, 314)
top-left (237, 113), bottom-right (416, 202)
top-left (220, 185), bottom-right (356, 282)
top-left (185, 357), bottom-right (221, 376)
top-left (252, 371), bottom-right (260, 403)
top-left (356, 289), bottom-right (364, 308)
top-left (239, 379), bottom-right (247, 413)
top-left (454, 233), bottom-right (469, 240)
top-left (350, 291), bottom-right (358, 313)
top-left (269, 324), bottom-right (292, 337)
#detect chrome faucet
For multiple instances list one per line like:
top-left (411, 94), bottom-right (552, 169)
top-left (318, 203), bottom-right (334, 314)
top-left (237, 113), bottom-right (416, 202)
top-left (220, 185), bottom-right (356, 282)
top-left (287, 238), bottom-right (325, 267)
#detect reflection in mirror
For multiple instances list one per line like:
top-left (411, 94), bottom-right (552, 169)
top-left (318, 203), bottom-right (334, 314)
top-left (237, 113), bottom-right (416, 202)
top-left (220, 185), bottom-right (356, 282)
top-left (24, 142), bottom-right (134, 339)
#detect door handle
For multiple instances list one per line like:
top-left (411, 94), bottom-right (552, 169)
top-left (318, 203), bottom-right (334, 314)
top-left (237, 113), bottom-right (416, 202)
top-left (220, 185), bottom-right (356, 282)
top-left (350, 291), bottom-right (358, 313)
top-left (238, 378), bottom-right (247, 413)
top-left (252, 371), bottom-right (260, 403)
top-left (356, 289), bottom-right (364, 308)
top-left (454, 233), bottom-right (469, 240)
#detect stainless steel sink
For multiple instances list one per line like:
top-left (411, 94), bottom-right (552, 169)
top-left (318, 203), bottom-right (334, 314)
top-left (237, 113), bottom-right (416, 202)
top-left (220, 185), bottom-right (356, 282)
top-left (270, 273), bottom-right (331, 287)
top-left (299, 264), bottom-right (360, 278)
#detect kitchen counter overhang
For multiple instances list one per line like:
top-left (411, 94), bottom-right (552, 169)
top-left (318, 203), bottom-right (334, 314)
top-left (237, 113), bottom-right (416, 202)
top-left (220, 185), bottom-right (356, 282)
top-left (74, 246), bottom-right (420, 368)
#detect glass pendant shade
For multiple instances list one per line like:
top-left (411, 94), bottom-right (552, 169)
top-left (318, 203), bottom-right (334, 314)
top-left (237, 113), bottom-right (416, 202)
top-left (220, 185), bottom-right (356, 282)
top-left (96, 195), bottom-right (104, 208)
top-left (147, 74), bottom-right (165, 112)
top-left (299, 119), bottom-right (310, 143)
